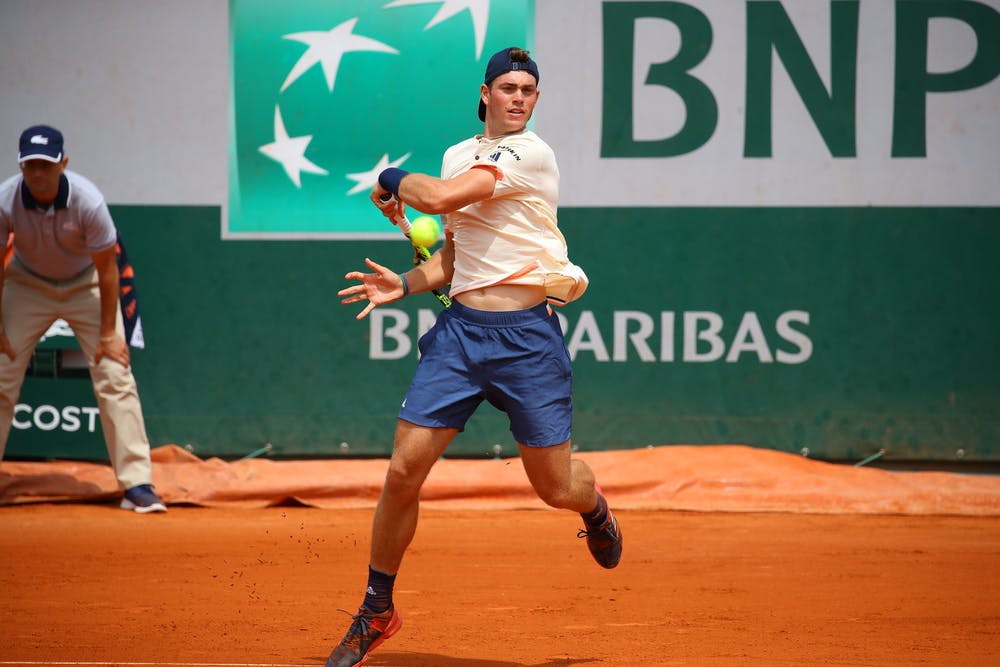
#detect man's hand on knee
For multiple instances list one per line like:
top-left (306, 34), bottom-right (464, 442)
top-left (95, 335), bottom-right (130, 367)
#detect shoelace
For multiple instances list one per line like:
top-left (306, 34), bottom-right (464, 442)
top-left (577, 516), bottom-right (616, 540)
top-left (336, 608), bottom-right (383, 646)
top-left (577, 526), bottom-right (608, 539)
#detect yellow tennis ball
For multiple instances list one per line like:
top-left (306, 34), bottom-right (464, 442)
top-left (409, 215), bottom-right (440, 248)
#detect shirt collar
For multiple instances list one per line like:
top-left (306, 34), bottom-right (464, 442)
top-left (20, 173), bottom-right (70, 211)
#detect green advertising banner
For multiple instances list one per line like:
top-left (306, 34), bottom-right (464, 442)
top-left (228, 0), bottom-right (533, 238)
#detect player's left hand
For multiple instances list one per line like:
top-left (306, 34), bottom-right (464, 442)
top-left (338, 257), bottom-right (405, 320)
top-left (95, 334), bottom-right (131, 367)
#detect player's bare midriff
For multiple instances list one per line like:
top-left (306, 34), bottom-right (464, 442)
top-left (454, 283), bottom-right (546, 311)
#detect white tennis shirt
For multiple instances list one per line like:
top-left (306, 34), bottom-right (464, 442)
top-left (441, 129), bottom-right (588, 305)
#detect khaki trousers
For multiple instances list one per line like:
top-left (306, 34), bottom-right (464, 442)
top-left (0, 257), bottom-right (153, 489)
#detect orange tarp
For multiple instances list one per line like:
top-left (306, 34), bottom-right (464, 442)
top-left (2, 444), bottom-right (999, 515)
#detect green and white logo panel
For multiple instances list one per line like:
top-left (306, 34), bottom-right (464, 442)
top-left (534, 0), bottom-right (1000, 206)
top-left (228, 0), bottom-right (533, 238)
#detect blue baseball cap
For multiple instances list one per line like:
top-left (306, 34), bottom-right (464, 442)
top-left (18, 125), bottom-right (64, 163)
top-left (478, 47), bottom-right (540, 121)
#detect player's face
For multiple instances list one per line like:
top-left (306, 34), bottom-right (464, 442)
top-left (482, 70), bottom-right (539, 135)
top-left (19, 157), bottom-right (67, 205)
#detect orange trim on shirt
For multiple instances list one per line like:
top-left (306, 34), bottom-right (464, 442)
top-left (471, 163), bottom-right (504, 181)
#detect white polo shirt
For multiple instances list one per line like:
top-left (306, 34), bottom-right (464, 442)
top-left (441, 129), bottom-right (588, 305)
top-left (0, 169), bottom-right (117, 282)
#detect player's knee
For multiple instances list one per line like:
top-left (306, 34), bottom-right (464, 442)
top-left (534, 484), bottom-right (574, 510)
top-left (382, 464), bottom-right (425, 501)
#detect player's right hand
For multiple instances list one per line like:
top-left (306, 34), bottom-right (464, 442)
top-left (372, 190), bottom-right (406, 223)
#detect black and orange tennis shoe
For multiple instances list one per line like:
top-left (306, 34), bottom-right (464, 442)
top-left (578, 510), bottom-right (623, 569)
top-left (326, 605), bottom-right (401, 667)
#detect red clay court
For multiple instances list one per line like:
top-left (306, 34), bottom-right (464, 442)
top-left (2, 445), bottom-right (999, 666)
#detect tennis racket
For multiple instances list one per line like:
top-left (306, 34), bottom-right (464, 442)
top-left (379, 193), bottom-right (451, 308)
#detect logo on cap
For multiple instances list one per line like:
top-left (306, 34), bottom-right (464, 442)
top-left (18, 124), bottom-right (64, 163)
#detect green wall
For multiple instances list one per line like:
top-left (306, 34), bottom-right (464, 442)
top-left (8, 205), bottom-right (998, 463)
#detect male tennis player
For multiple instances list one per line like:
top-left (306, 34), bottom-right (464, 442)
top-left (331, 47), bottom-right (621, 667)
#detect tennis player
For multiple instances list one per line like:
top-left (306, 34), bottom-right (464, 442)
top-left (331, 47), bottom-right (622, 667)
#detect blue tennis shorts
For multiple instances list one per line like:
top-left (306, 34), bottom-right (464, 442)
top-left (398, 299), bottom-right (573, 447)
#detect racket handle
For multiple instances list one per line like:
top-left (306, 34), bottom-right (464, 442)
top-left (379, 193), bottom-right (412, 234)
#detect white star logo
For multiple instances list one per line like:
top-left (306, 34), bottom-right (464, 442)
top-left (258, 106), bottom-right (329, 188)
top-left (345, 152), bottom-right (413, 195)
top-left (281, 18), bottom-right (398, 93)
top-left (386, 0), bottom-right (491, 59)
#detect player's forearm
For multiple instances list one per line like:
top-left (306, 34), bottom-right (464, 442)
top-left (401, 250), bottom-right (450, 294)
top-left (396, 170), bottom-right (495, 215)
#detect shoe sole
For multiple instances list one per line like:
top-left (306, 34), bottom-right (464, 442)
top-left (120, 499), bottom-right (167, 513)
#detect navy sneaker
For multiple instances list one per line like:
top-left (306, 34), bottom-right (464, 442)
top-left (578, 510), bottom-right (622, 569)
top-left (327, 605), bottom-right (401, 667)
top-left (120, 484), bottom-right (167, 513)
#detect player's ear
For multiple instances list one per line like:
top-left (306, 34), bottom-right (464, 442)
top-left (480, 83), bottom-right (489, 106)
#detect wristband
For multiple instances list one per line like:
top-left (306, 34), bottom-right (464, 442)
top-left (378, 168), bottom-right (410, 197)
top-left (399, 274), bottom-right (409, 296)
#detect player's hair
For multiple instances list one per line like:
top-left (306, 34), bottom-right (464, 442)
top-left (509, 48), bottom-right (532, 64)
